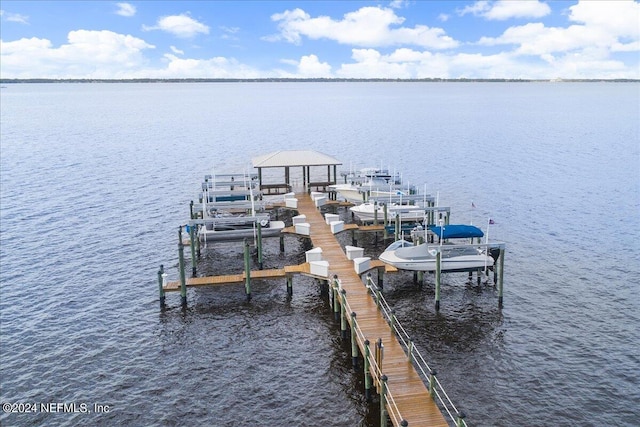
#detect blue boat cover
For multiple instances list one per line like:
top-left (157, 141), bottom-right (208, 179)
top-left (429, 224), bottom-right (484, 239)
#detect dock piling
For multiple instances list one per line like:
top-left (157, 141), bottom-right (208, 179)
top-left (244, 239), bottom-right (251, 301)
top-left (340, 289), bottom-right (347, 340)
top-left (189, 225), bottom-right (197, 276)
top-left (350, 312), bottom-right (358, 368)
top-left (286, 274), bottom-right (293, 297)
top-left (380, 374), bottom-right (389, 427)
top-left (257, 221), bottom-right (264, 270)
top-left (428, 370), bottom-right (437, 397)
top-left (498, 247), bottom-right (505, 308)
top-left (157, 264), bottom-right (165, 308)
top-left (332, 276), bottom-right (340, 321)
top-left (178, 228), bottom-right (187, 307)
top-left (435, 250), bottom-right (441, 311)
top-left (364, 339), bottom-right (372, 401)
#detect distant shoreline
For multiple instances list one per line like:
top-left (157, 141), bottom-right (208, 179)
top-left (1, 78), bottom-right (638, 84)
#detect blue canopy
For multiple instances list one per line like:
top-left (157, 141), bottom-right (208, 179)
top-left (429, 224), bottom-right (484, 239)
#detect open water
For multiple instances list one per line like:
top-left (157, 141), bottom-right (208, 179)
top-left (1, 82), bottom-right (639, 426)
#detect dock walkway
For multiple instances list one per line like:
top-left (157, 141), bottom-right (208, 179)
top-left (295, 193), bottom-right (448, 427)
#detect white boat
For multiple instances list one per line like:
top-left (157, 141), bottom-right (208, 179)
top-left (330, 167), bottom-right (412, 203)
top-left (198, 215), bottom-right (285, 242)
top-left (378, 224), bottom-right (494, 272)
top-left (349, 202), bottom-right (427, 222)
top-left (378, 243), bottom-right (494, 272)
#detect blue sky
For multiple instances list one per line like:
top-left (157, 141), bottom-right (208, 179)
top-left (1, 1), bottom-right (638, 79)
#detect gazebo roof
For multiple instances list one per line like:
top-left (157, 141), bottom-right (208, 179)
top-left (251, 150), bottom-right (342, 168)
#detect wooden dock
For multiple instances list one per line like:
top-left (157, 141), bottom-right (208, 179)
top-left (162, 192), bottom-right (452, 426)
top-left (291, 193), bottom-right (449, 427)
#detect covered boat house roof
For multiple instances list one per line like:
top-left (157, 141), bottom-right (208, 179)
top-left (251, 150), bottom-right (342, 195)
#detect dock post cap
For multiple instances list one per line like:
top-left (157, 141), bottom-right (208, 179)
top-left (340, 288), bottom-right (346, 295)
top-left (430, 369), bottom-right (437, 376)
top-left (381, 374), bottom-right (388, 382)
top-left (400, 421), bottom-right (408, 427)
top-left (457, 411), bottom-right (466, 419)
top-left (351, 312), bottom-right (357, 318)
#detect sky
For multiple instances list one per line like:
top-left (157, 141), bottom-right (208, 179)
top-left (1, 1), bottom-right (638, 80)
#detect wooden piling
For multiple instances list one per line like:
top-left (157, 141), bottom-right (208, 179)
top-left (498, 247), bottom-right (505, 308)
top-left (435, 250), bottom-right (441, 311)
top-left (364, 339), bottom-right (372, 401)
top-left (429, 370), bottom-right (437, 397)
top-left (286, 274), bottom-right (293, 297)
top-left (157, 264), bottom-right (165, 308)
top-left (178, 228), bottom-right (187, 307)
top-left (340, 289), bottom-right (347, 340)
top-left (243, 239), bottom-right (251, 301)
top-left (380, 374), bottom-right (388, 427)
top-left (350, 312), bottom-right (358, 368)
top-left (189, 225), bottom-right (197, 276)
top-left (257, 221), bottom-right (264, 270)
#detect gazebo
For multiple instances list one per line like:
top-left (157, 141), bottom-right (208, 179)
top-left (251, 150), bottom-right (342, 195)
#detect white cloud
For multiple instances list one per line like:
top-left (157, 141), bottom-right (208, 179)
top-left (389, 0), bottom-right (409, 9)
top-left (297, 54), bottom-right (332, 77)
top-left (568, 1), bottom-right (640, 39)
top-left (147, 54), bottom-right (261, 79)
top-left (0, 30), bottom-right (154, 79)
top-left (143, 14), bottom-right (209, 38)
top-left (459, 1), bottom-right (551, 20)
top-left (269, 6), bottom-right (458, 49)
top-left (0, 9), bottom-right (29, 24)
top-left (170, 45), bottom-right (184, 55)
top-left (115, 3), bottom-right (136, 17)
top-left (331, 46), bottom-right (637, 80)
top-left (477, 0), bottom-right (639, 62)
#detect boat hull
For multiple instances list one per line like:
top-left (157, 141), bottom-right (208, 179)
top-left (378, 244), bottom-right (494, 272)
top-left (198, 221), bottom-right (285, 242)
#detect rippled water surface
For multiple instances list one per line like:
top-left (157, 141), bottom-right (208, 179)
top-left (1, 82), bottom-right (639, 426)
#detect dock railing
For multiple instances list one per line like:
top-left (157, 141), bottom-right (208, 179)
top-left (334, 276), bottom-right (468, 427)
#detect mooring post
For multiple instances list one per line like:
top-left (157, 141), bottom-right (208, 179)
top-left (189, 224), bottom-right (197, 277)
top-left (256, 221), bottom-right (264, 270)
top-left (456, 411), bottom-right (466, 427)
top-left (243, 238), bottom-right (251, 301)
top-left (286, 274), bottom-right (293, 297)
top-left (279, 234), bottom-right (285, 253)
top-left (364, 339), bottom-right (372, 401)
top-left (350, 312), bottom-right (358, 368)
top-left (407, 339), bottom-right (414, 363)
top-left (498, 246), bottom-right (505, 308)
top-left (333, 276), bottom-right (340, 321)
top-left (189, 200), bottom-right (194, 219)
top-left (389, 309), bottom-right (396, 334)
top-left (378, 267), bottom-right (384, 290)
top-left (428, 369), bottom-right (437, 397)
top-left (351, 228), bottom-right (356, 247)
top-left (383, 204), bottom-right (388, 227)
top-left (380, 374), bottom-right (388, 427)
top-left (394, 213), bottom-right (400, 241)
top-left (178, 228), bottom-right (187, 307)
top-left (196, 227), bottom-right (201, 259)
top-left (157, 264), bottom-right (165, 309)
top-left (373, 201), bottom-right (378, 225)
top-left (340, 289), bottom-right (347, 340)
top-left (435, 250), bottom-right (441, 311)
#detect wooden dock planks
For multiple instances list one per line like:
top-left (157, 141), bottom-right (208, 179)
top-left (295, 194), bottom-right (449, 427)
